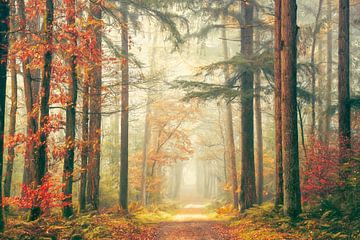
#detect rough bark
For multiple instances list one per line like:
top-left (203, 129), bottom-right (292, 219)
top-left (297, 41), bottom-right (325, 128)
top-left (281, 0), bottom-right (302, 218)
top-left (79, 75), bottom-right (89, 212)
top-left (0, 1), bottom-right (10, 231)
top-left (87, 2), bottom-right (102, 210)
top-left (63, 0), bottom-right (78, 218)
top-left (221, 15), bottom-right (238, 210)
top-left (4, 0), bottom-right (17, 205)
top-left (338, 0), bottom-right (351, 180)
top-left (119, 0), bottom-right (129, 211)
top-left (239, 0), bottom-right (257, 211)
top-left (324, 0), bottom-right (333, 145)
top-left (29, 0), bottom-right (54, 221)
top-left (274, 0), bottom-right (283, 207)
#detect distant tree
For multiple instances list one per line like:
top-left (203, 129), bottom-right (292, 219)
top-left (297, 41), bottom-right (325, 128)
top-left (0, 0), bottom-right (10, 231)
top-left (4, 0), bottom-right (18, 208)
top-left (281, 0), bottom-right (302, 218)
top-left (221, 14), bottom-right (238, 210)
top-left (324, 0), bottom-right (333, 145)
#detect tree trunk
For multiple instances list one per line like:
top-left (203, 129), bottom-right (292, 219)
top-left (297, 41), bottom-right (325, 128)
top-left (87, 2), bottom-right (102, 210)
top-left (255, 72), bottom-right (264, 204)
top-left (239, 0), bottom-right (256, 211)
top-left (18, 0), bottom-right (37, 189)
top-left (0, 1), bottom-right (10, 231)
top-left (274, 0), bottom-right (284, 207)
top-left (79, 74), bottom-right (89, 212)
top-left (29, 0), bottom-right (54, 221)
top-left (221, 15), bottom-right (239, 210)
top-left (338, 0), bottom-right (350, 180)
top-left (280, 0), bottom-right (302, 218)
top-left (119, 0), bottom-right (129, 211)
top-left (4, 0), bottom-right (17, 207)
top-left (63, 0), bottom-right (78, 218)
top-left (141, 96), bottom-right (151, 206)
top-left (310, 0), bottom-right (324, 136)
top-left (324, 0), bottom-right (333, 145)
top-left (254, 9), bottom-right (263, 205)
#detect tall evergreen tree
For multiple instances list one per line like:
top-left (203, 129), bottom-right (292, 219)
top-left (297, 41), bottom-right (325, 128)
top-left (239, 0), bottom-right (257, 211)
top-left (280, 0), bottom-right (301, 218)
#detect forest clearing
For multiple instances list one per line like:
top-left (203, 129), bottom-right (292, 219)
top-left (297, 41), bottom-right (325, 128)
top-left (0, 0), bottom-right (359, 239)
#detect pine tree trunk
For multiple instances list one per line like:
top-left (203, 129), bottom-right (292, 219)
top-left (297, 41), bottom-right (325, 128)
top-left (338, 0), bottom-right (350, 180)
top-left (29, 0), bottom-right (54, 221)
top-left (221, 15), bottom-right (239, 210)
top-left (119, 0), bottom-right (129, 211)
top-left (239, 0), bottom-right (257, 211)
top-left (4, 0), bottom-right (17, 206)
top-left (79, 75), bottom-right (89, 212)
top-left (63, 0), bottom-right (78, 218)
top-left (324, 0), bottom-right (333, 145)
top-left (87, 2), bottom-right (102, 210)
top-left (274, 0), bottom-right (284, 207)
top-left (0, 1), bottom-right (10, 231)
top-left (281, 0), bottom-right (302, 218)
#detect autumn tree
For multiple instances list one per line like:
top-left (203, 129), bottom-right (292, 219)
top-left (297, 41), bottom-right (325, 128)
top-left (4, 0), bottom-right (17, 206)
top-left (87, 1), bottom-right (102, 211)
top-left (0, 0), bottom-right (10, 231)
top-left (62, 0), bottom-right (78, 218)
top-left (29, 0), bottom-right (54, 221)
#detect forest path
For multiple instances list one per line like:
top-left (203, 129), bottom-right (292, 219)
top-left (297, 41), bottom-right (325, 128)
top-left (154, 203), bottom-right (231, 240)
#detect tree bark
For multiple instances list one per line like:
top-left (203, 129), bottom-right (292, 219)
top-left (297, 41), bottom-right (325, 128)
top-left (87, 2), bottom-right (102, 210)
top-left (18, 0), bottom-right (37, 189)
top-left (281, 0), bottom-right (302, 218)
top-left (29, 0), bottom-right (54, 221)
top-left (255, 72), bottom-right (263, 204)
top-left (119, 0), bottom-right (129, 211)
top-left (4, 0), bottom-right (17, 206)
top-left (274, 0), bottom-right (283, 207)
top-left (0, 0), bottom-right (10, 231)
top-left (239, 0), bottom-right (256, 211)
top-left (79, 74), bottom-right (89, 212)
top-left (338, 0), bottom-right (350, 180)
top-left (254, 9), bottom-right (263, 205)
top-left (221, 15), bottom-right (239, 210)
top-left (63, 0), bottom-right (78, 218)
top-left (324, 0), bottom-right (333, 145)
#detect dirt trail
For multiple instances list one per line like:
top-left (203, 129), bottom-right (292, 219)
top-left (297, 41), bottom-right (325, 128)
top-left (154, 203), bottom-right (230, 240)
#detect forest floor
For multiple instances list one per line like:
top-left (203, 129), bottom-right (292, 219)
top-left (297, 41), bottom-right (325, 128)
top-left (1, 202), bottom-right (355, 239)
top-left (153, 202), bottom-right (231, 240)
